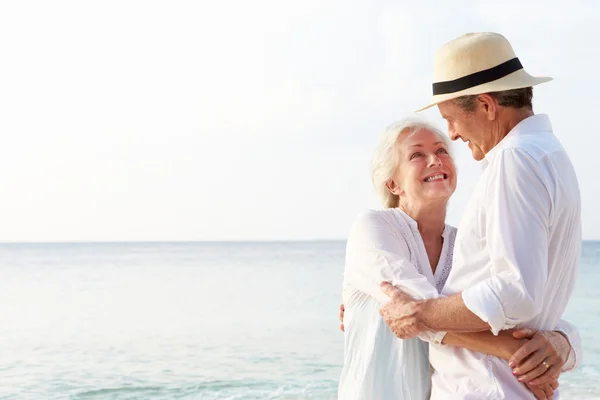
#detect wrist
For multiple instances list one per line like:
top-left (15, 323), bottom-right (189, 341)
top-left (415, 298), bottom-right (432, 331)
top-left (553, 330), bottom-right (572, 365)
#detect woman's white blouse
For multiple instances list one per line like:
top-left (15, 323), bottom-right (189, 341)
top-left (338, 208), bottom-right (456, 400)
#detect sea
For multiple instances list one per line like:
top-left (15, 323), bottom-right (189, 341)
top-left (1, 241), bottom-right (599, 399)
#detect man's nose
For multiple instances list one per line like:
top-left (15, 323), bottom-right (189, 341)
top-left (448, 129), bottom-right (460, 141)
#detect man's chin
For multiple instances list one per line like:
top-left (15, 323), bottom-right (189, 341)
top-left (471, 149), bottom-right (485, 161)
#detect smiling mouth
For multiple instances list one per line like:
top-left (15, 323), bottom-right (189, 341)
top-left (423, 174), bottom-right (448, 182)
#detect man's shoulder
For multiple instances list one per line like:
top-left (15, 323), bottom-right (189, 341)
top-left (496, 132), bottom-right (564, 165)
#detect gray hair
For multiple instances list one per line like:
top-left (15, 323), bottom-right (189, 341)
top-left (454, 87), bottom-right (534, 112)
top-left (371, 117), bottom-right (451, 208)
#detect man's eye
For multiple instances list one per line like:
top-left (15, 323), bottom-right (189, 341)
top-left (410, 152), bottom-right (422, 160)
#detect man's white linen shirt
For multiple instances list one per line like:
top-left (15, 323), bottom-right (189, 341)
top-left (429, 114), bottom-right (582, 399)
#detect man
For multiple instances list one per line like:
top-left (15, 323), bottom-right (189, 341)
top-left (379, 32), bottom-right (582, 399)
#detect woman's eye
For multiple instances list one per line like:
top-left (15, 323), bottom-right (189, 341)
top-left (436, 148), bottom-right (448, 154)
top-left (410, 152), bottom-right (422, 160)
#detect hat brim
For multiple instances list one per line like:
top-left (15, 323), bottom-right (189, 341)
top-left (416, 69), bottom-right (553, 112)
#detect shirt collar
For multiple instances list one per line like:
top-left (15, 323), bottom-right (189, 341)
top-left (394, 207), bottom-right (450, 238)
top-left (482, 114), bottom-right (553, 167)
top-left (395, 208), bottom-right (418, 230)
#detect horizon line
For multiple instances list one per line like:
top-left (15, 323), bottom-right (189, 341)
top-left (0, 239), bottom-right (349, 245)
top-left (2, 239), bottom-right (600, 245)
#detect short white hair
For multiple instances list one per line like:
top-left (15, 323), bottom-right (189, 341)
top-left (371, 116), bottom-right (451, 208)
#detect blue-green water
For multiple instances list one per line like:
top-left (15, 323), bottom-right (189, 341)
top-left (0, 241), bottom-right (598, 399)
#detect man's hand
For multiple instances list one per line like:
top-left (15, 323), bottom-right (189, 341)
top-left (379, 282), bottom-right (427, 339)
top-left (509, 329), bottom-right (570, 385)
top-left (339, 304), bottom-right (345, 332)
top-left (526, 378), bottom-right (559, 400)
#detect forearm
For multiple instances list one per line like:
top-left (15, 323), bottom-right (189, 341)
top-left (443, 330), bottom-right (526, 360)
top-left (419, 293), bottom-right (491, 333)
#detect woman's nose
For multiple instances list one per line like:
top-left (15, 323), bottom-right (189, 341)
top-left (428, 154), bottom-right (442, 167)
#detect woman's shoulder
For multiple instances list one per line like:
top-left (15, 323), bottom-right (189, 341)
top-left (346, 209), bottom-right (412, 261)
top-left (347, 209), bottom-right (412, 244)
top-left (352, 208), bottom-right (405, 230)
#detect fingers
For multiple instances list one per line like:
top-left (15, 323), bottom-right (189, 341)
top-left (379, 303), bottom-right (387, 317)
top-left (383, 316), bottom-right (420, 339)
top-left (538, 383), bottom-right (554, 399)
top-left (339, 304), bottom-right (344, 323)
top-left (526, 383), bottom-right (548, 400)
top-left (512, 331), bottom-right (566, 386)
top-left (550, 379), bottom-right (559, 390)
top-left (379, 300), bottom-right (396, 317)
top-left (513, 348), bottom-right (547, 376)
top-left (512, 328), bottom-right (537, 340)
top-left (509, 339), bottom-right (537, 368)
top-left (340, 323), bottom-right (344, 332)
top-left (517, 360), bottom-right (552, 383)
top-left (530, 365), bottom-right (561, 386)
top-left (380, 281), bottom-right (398, 299)
top-left (526, 381), bottom-right (556, 400)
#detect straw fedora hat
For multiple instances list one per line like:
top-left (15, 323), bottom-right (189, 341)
top-left (417, 32), bottom-right (552, 111)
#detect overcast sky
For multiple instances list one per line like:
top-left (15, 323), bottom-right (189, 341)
top-left (1, 0), bottom-right (599, 242)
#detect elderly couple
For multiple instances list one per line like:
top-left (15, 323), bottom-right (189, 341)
top-left (337, 32), bottom-right (582, 399)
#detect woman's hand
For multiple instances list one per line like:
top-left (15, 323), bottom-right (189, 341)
top-left (509, 328), bottom-right (570, 385)
top-left (339, 304), bottom-right (345, 332)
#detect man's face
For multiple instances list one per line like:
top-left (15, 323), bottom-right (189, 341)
top-left (437, 100), bottom-right (488, 161)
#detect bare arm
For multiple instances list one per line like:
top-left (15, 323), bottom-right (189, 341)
top-left (379, 285), bottom-right (491, 339)
top-left (418, 293), bottom-right (491, 332)
top-left (442, 330), bottom-right (525, 360)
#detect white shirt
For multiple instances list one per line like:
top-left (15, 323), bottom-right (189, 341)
top-left (430, 114), bottom-right (583, 399)
top-left (339, 208), bottom-right (455, 400)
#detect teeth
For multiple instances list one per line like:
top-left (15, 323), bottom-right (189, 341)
top-left (425, 174), bottom-right (445, 182)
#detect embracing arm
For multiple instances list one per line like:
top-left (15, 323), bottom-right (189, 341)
top-left (442, 330), bottom-right (525, 360)
top-left (443, 322), bottom-right (577, 367)
top-left (442, 318), bottom-right (579, 385)
top-left (344, 210), bottom-right (445, 343)
top-left (441, 329), bottom-right (564, 400)
top-left (413, 292), bottom-right (491, 332)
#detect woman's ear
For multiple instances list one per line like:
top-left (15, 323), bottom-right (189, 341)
top-left (386, 180), bottom-right (402, 196)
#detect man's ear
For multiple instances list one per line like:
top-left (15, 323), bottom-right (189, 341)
top-left (476, 94), bottom-right (498, 121)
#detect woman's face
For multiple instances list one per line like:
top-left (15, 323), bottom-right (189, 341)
top-left (388, 128), bottom-right (457, 206)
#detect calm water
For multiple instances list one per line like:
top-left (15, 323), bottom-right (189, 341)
top-left (0, 241), bottom-right (599, 399)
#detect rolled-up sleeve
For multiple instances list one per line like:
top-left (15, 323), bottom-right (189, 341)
top-left (555, 319), bottom-right (583, 372)
top-left (344, 210), bottom-right (444, 342)
top-left (462, 149), bottom-right (550, 335)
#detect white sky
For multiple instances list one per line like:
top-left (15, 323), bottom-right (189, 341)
top-left (1, 0), bottom-right (599, 242)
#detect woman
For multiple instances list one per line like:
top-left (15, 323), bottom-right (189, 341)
top-left (337, 118), bottom-right (580, 400)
